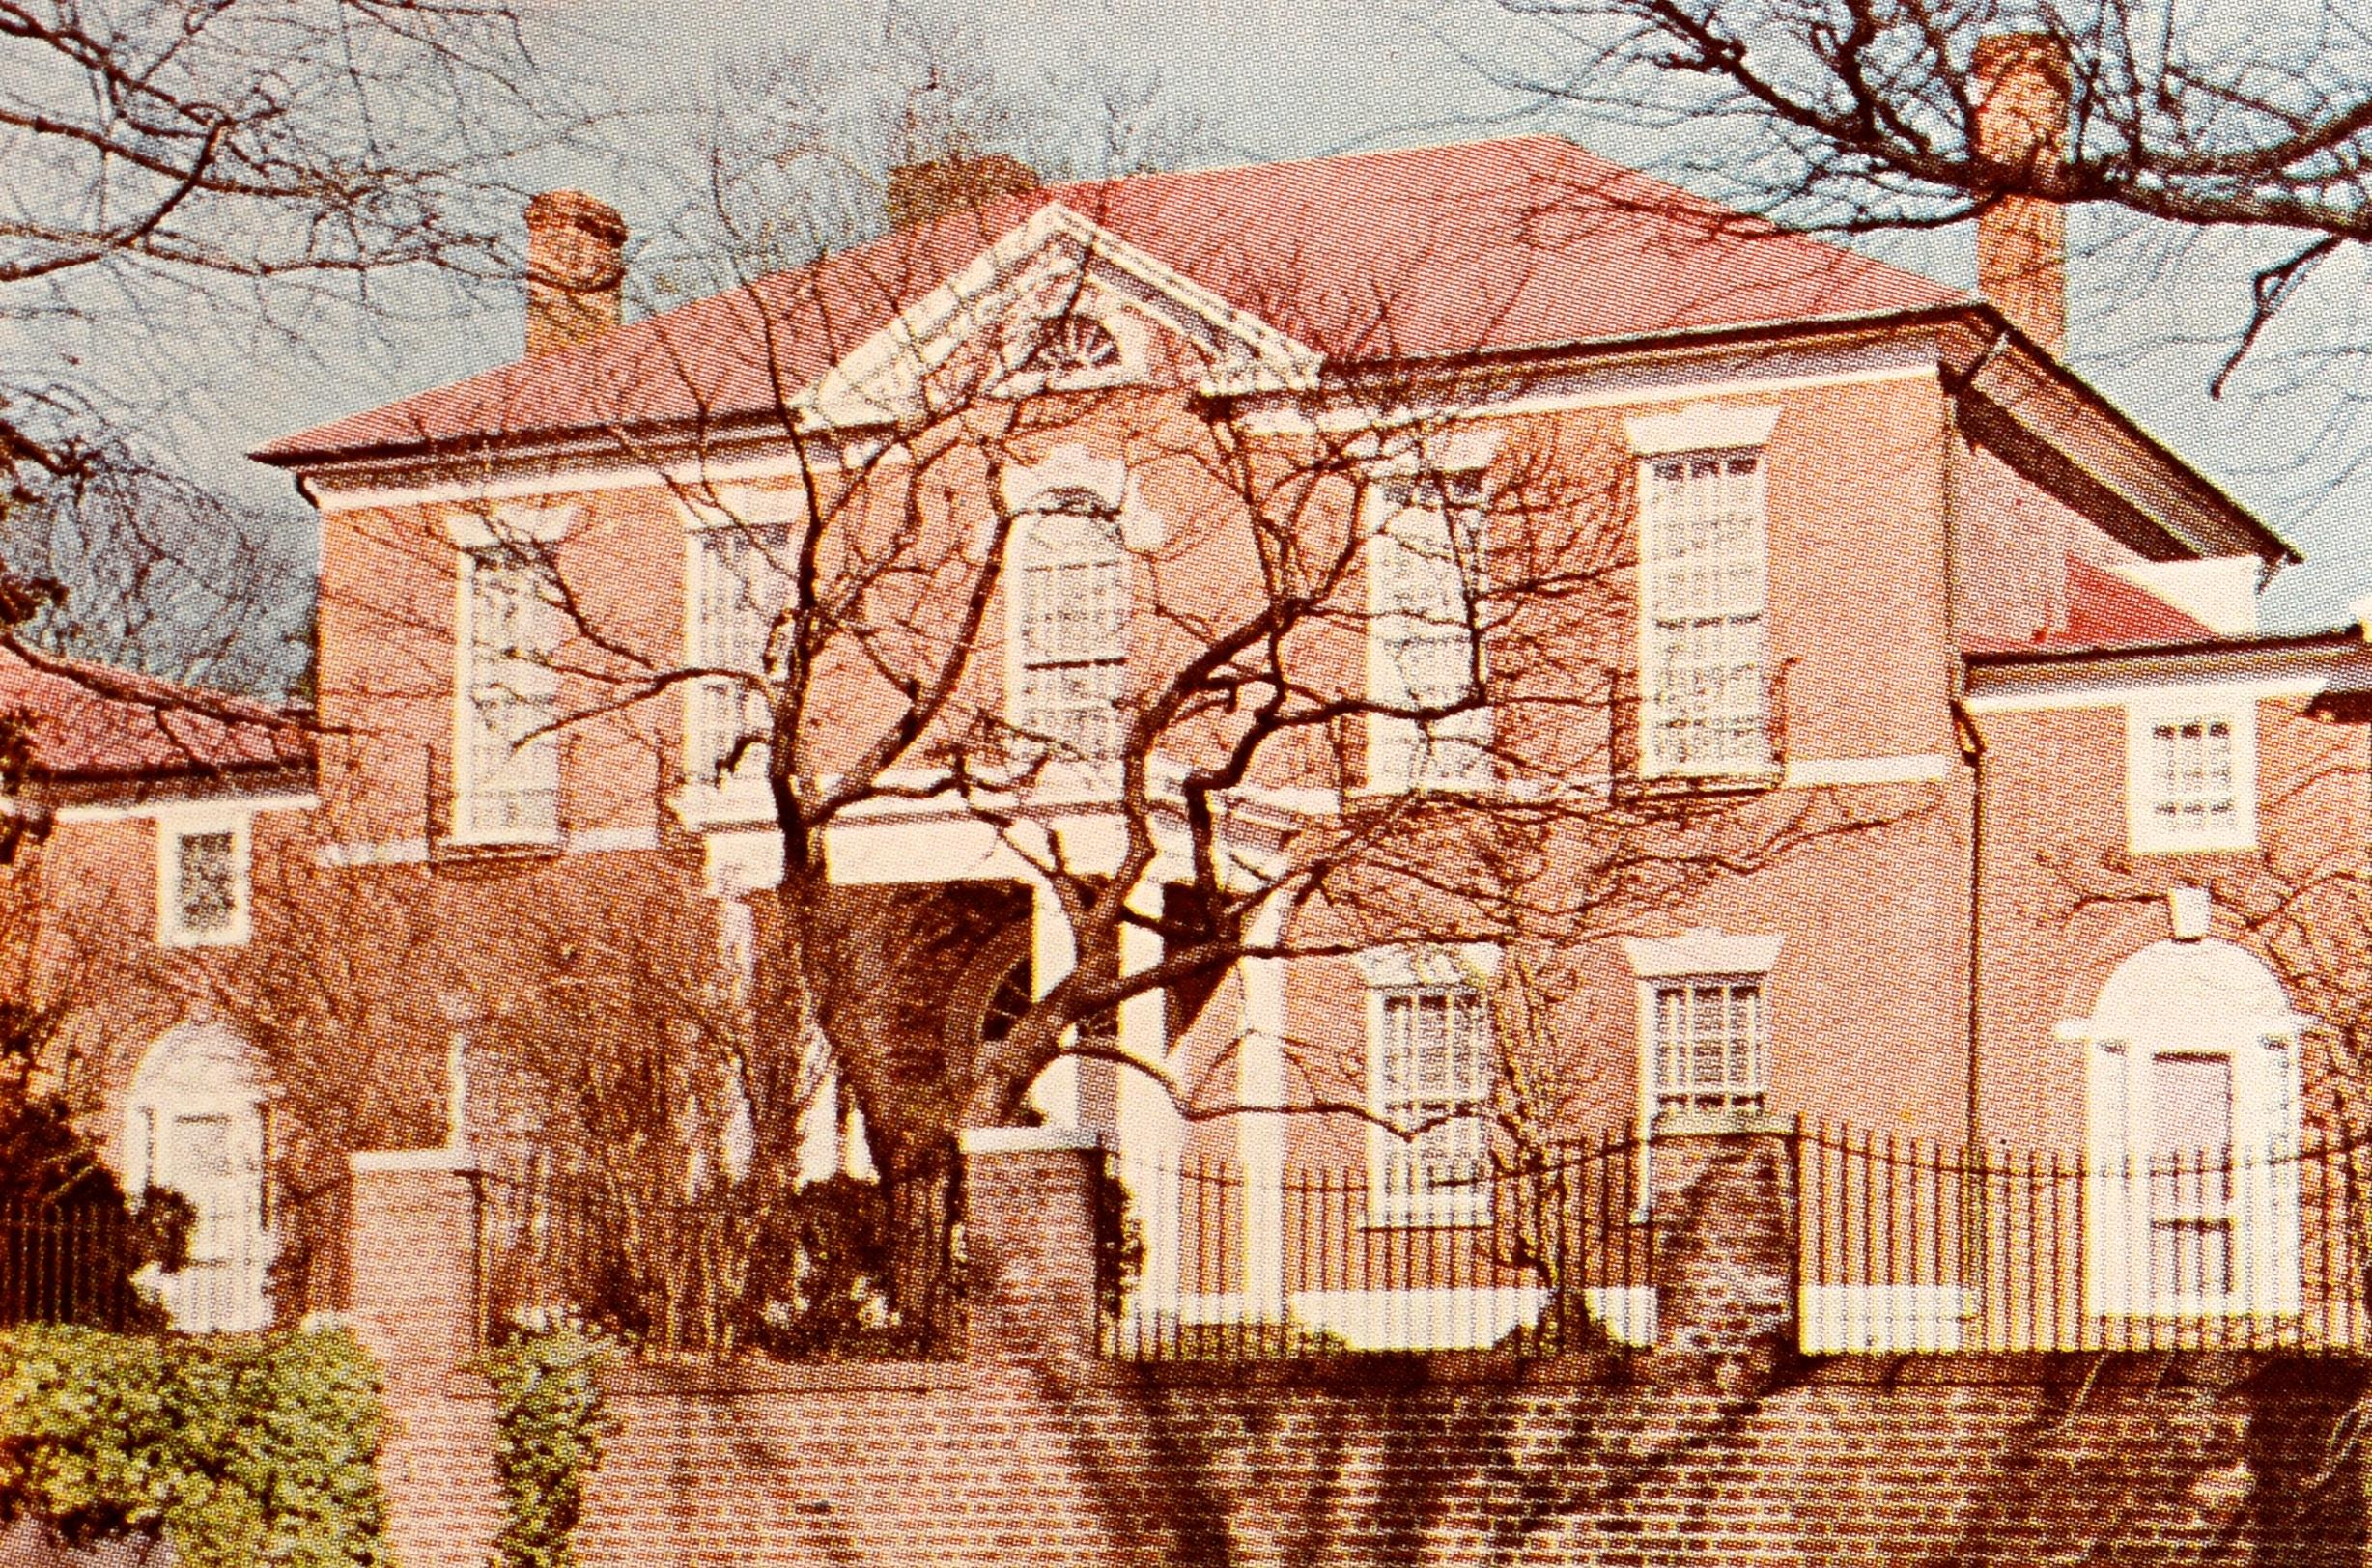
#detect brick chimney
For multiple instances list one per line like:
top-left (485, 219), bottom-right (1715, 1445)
top-left (1972, 34), bottom-right (2072, 357)
top-left (523, 190), bottom-right (628, 358)
top-left (885, 153), bottom-right (1039, 232)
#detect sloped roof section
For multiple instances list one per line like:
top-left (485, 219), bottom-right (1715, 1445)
top-left (254, 135), bottom-right (1963, 467)
top-left (0, 650), bottom-right (310, 784)
top-left (1960, 556), bottom-right (2220, 658)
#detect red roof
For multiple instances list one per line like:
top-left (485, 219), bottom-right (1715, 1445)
top-left (0, 650), bottom-right (311, 783)
top-left (255, 135), bottom-right (1963, 465)
top-left (1963, 556), bottom-right (2217, 657)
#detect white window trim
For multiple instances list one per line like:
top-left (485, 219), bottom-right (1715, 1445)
top-left (1632, 442), bottom-right (1777, 781)
top-left (2076, 1029), bottom-right (2302, 1319)
top-left (681, 514), bottom-right (792, 816)
top-left (1361, 471), bottom-right (1495, 795)
top-left (1003, 487), bottom-right (1131, 792)
top-left (1358, 944), bottom-right (1499, 1228)
top-left (2126, 698), bottom-right (2257, 854)
top-left (1623, 402), bottom-right (1783, 459)
top-left (2063, 938), bottom-right (2306, 1320)
top-left (1625, 932), bottom-right (1783, 1215)
top-left (155, 807), bottom-right (253, 949)
top-left (451, 545), bottom-right (564, 847)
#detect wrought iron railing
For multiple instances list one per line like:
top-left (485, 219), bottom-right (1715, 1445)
top-left (474, 1164), bottom-right (965, 1360)
top-left (1797, 1123), bottom-right (2372, 1354)
top-left (0, 1177), bottom-right (349, 1334)
top-left (1102, 1132), bottom-right (1652, 1360)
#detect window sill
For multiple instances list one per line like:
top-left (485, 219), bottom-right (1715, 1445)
top-left (159, 924), bottom-right (252, 951)
top-left (672, 784), bottom-right (774, 831)
top-left (1364, 1197), bottom-right (1492, 1231)
top-left (1624, 765), bottom-right (1783, 799)
top-left (436, 835), bottom-right (562, 865)
top-left (2127, 834), bottom-right (2258, 858)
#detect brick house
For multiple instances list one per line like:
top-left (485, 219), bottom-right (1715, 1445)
top-left (30, 42), bottom-right (2372, 1367)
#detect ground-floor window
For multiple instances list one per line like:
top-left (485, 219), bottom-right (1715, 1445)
top-left (2081, 938), bottom-right (2301, 1317)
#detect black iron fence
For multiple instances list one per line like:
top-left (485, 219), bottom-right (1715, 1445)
top-left (1798, 1123), bottom-right (2372, 1354)
top-left (0, 1177), bottom-right (350, 1334)
top-left (1102, 1132), bottom-right (1653, 1360)
top-left (474, 1164), bottom-right (965, 1360)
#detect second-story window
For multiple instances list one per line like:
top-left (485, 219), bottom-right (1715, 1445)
top-left (1367, 472), bottom-right (1491, 791)
top-left (460, 545), bottom-right (563, 842)
top-left (1014, 489), bottom-right (1126, 769)
top-left (1650, 976), bottom-right (1769, 1118)
top-left (1640, 451), bottom-right (1769, 775)
top-left (2128, 702), bottom-right (2254, 854)
top-left (688, 525), bottom-right (790, 797)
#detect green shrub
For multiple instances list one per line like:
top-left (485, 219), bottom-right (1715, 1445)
top-left (0, 1321), bottom-right (390, 1568)
top-left (483, 1329), bottom-right (614, 1568)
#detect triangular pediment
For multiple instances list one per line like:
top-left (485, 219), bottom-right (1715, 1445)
top-left (793, 202), bottom-right (1322, 429)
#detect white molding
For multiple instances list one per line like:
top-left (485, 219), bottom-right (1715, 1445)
top-left (958, 1126), bottom-right (1104, 1154)
top-left (1349, 942), bottom-right (1503, 987)
top-left (1962, 665), bottom-right (2340, 714)
top-left (350, 1147), bottom-right (483, 1175)
top-left (2125, 695), bottom-right (2257, 855)
top-left (56, 792), bottom-right (317, 827)
top-left (303, 338), bottom-right (1923, 512)
top-left (998, 444), bottom-right (1168, 551)
top-left (1623, 402), bottom-right (1784, 456)
top-left (316, 837), bottom-right (430, 868)
top-left (1348, 428), bottom-right (1505, 476)
top-left (1622, 930), bottom-right (1785, 979)
top-left (443, 501), bottom-right (580, 550)
top-left (1783, 753), bottom-right (1952, 787)
top-left (797, 202), bottom-right (1320, 428)
top-left (1236, 344), bottom-right (1938, 436)
top-left (565, 826), bottom-right (659, 854)
top-left (705, 829), bottom-right (786, 898)
top-left (309, 437), bottom-right (906, 513)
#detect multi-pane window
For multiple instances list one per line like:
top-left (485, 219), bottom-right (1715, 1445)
top-left (688, 525), bottom-right (790, 795)
top-left (2147, 1052), bottom-right (2237, 1301)
top-left (161, 826), bottom-right (246, 946)
top-left (1015, 490), bottom-right (1127, 768)
top-left (461, 546), bottom-right (563, 841)
top-left (2146, 717), bottom-right (2237, 841)
top-left (1651, 978), bottom-right (1769, 1117)
top-left (1368, 472), bottom-right (1491, 790)
top-left (1374, 984), bottom-right (1491, 1212)
top-left (1640, 452), bottom-right (1769, 773)
top-left (176, 832), bottom-right (238, 937)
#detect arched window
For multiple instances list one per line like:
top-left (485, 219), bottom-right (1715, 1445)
top-left (1013, 488), bottom-right (1126, 769)
top-left (1017, 316), bottom-right (1123, 382)
top-left (2076, 939), bottom-right (2302, 1318)
top-left (123, 1024), bottom-right (271, 1331)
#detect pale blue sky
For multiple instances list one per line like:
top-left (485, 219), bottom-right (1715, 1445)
top-left (223, 0), bottom-right (2371, 631)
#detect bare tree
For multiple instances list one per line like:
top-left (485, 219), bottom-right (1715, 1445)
top-left (2, 0), bottom-right (598, 692)
top-left (1477, 0), bottom-right (2372, 382)
top-left (290, 180), bottom-right (1921, 1210)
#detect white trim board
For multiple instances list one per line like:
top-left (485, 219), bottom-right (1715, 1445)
top-left (56, 792), bottom-right (318, 826)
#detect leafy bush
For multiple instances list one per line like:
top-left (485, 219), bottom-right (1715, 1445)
top-left (0, 1321), bottom-right (390, 1568)
top-left (484, 1328), bottom-right (614, 1568)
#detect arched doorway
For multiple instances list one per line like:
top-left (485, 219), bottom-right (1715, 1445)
top-left (2081, 939), bottom-right (2302, 1318)
top-left (122, 1023), bottom-right (271, 1331)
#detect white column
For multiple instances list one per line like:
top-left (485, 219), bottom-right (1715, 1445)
top-left (1026, 878), bottom-right (1082, 1129)
top-left (1115, 884), bottom-right (1183, 1310)
top-left (1237, 897), bottom-right (1288, 1321)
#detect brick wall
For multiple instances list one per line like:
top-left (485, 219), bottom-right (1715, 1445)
top-left (352, 1124), bottom-right (2371, 1568)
